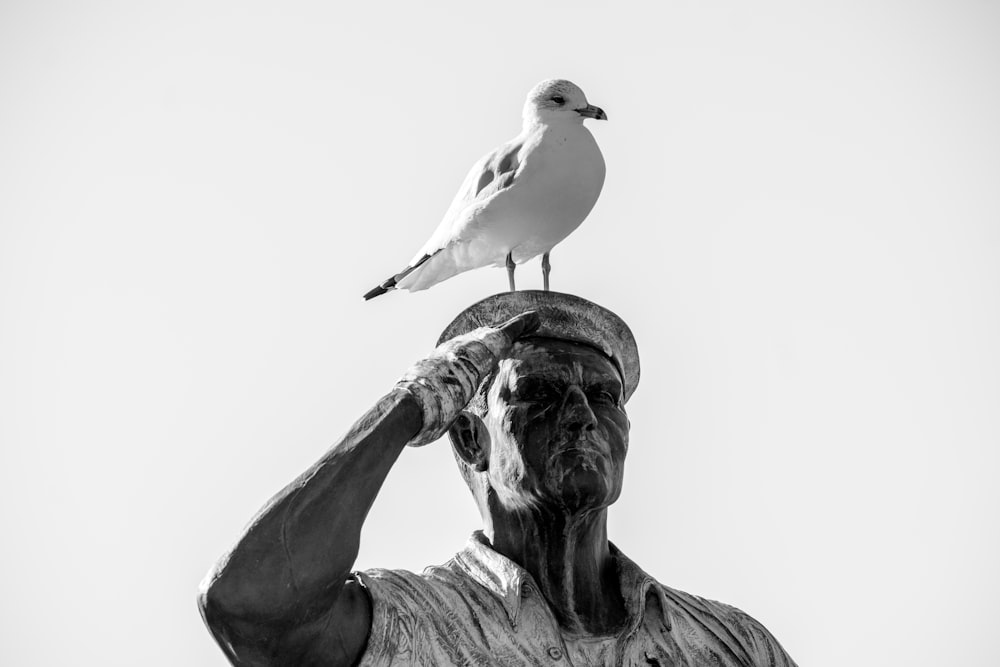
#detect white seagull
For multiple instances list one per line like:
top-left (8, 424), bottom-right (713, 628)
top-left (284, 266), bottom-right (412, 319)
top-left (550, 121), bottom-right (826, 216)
top-left (363, 79), bottom-right (607, 300)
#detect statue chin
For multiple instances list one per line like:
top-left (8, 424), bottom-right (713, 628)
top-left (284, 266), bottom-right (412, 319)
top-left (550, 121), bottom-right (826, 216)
top-left (546, 461), bottom-right (621, 513)
top-left (486, 463), bottom-right (620, 515)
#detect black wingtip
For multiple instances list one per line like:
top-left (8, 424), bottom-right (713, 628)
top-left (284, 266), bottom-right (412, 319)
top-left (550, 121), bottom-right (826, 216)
top-left (363, 276), bottom-right (398, 301)
top-left (364, 253), bottom-right (438, 301)
top-left (363, 284), bottom-right (389, 301)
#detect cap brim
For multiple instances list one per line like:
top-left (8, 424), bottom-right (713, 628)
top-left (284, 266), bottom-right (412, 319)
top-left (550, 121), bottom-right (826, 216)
top-left (438, 291), bottom-right (640, 401)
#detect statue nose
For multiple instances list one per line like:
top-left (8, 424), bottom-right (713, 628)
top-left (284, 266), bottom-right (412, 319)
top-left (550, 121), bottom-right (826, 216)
top-left (561, 386), bottom-right (597, 433)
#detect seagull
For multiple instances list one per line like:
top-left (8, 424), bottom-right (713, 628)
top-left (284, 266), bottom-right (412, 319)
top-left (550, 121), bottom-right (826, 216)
top-left (363, 79), bottom-right (607, 300)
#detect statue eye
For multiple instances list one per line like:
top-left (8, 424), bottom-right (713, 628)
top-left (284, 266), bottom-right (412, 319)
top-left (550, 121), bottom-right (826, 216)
top-left (527, 387), bottom-right (557, 403)
top-left (588, 387), bottom-right (620, 405)
top-left (551, 95), bottom-right (565, 105)
top-left (518, 380), bottom-right (559, 404)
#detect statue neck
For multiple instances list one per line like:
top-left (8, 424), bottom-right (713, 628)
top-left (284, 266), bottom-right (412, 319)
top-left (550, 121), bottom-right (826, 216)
top-left (483, 504), bottom-right (627, 636)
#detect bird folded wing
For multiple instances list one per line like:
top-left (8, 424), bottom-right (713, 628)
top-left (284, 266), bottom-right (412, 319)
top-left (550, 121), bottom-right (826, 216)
top-left (408, 140), bottom-right (525, 265)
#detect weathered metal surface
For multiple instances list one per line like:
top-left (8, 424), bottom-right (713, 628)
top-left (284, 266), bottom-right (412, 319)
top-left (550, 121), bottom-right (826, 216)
top-left (438, 291), bottom-right (640, 402)
top-left (356, 533), bottom-right (797, 667)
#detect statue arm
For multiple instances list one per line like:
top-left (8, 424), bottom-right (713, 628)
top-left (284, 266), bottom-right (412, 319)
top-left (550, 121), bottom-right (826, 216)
top-left (198, 388), bottom-right (420, 666)
top-left (198, 312), bottom-right (539, 666)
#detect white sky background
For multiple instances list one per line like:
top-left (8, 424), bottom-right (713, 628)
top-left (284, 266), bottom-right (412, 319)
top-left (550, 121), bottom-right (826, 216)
top-left (2, 1), bottom-right (998, 665)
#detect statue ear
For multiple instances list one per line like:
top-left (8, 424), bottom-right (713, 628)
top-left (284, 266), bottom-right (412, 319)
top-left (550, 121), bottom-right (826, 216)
top-left (449, 411), bottom-right (490, 472)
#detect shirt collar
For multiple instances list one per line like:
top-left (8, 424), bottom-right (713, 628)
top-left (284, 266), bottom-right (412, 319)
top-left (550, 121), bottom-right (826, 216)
top-left (453, 531), bottom-right (672, 633)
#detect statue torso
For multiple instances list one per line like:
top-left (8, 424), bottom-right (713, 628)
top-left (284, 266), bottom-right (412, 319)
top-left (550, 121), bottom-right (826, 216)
top-left (353, 533), bottom-right (796, 667)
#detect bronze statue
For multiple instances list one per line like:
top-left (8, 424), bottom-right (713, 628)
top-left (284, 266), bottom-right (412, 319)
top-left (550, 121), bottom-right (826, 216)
top-left (199, 291), bottom-right (797, 666)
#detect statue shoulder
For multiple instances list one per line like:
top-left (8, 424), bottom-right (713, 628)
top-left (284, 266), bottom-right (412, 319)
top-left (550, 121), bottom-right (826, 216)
top-left (353, 557), bottom-right (473, 624)
top-left (655, 583), bottom-right (798, 667)
top-left (355, 557), bottom-right (467, 592)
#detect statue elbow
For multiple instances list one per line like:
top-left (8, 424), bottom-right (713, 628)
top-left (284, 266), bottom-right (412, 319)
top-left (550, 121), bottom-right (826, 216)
top-left (197, 578), bottom-right (270, 665)
top-left (197, 566), bottom-right (250, 654)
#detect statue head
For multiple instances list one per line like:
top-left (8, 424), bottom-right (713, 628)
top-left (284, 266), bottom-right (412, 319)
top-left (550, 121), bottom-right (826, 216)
top-left (440, 292), bottom-right (639, 517)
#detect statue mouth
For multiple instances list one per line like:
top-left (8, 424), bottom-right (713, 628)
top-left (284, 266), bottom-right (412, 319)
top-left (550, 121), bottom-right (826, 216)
top-left (550, 437), bottom-right (607, 465)
top-left (558, 445), bottom-right (596, 456)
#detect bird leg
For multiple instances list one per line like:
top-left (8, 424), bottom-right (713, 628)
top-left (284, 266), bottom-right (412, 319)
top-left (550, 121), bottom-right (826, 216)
top-left (506, 252), bottom-right (516, 292)
top-left (541, 252), bottom-right (551, 292)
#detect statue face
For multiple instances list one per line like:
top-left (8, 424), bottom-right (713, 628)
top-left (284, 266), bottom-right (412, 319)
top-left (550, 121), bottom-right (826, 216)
top-left (482, 338), bottom-right (630, 513)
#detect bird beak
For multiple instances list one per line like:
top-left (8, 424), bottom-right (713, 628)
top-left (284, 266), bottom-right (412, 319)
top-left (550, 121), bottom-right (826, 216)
top-left (576, 104), bottom-right (608, 120)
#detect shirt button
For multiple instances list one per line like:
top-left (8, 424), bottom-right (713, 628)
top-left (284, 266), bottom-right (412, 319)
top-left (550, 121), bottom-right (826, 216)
top-left (547, 646), bottom-right (563, 660)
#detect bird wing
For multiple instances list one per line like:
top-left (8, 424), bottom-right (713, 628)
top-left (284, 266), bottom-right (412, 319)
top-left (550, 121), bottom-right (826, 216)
top-left (407, 137), bottom-right (527, 265)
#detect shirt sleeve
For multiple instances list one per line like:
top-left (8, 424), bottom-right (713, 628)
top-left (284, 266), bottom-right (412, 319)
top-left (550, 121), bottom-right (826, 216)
top-left (353, 568), bottom-right (427, 666)
top-left (723, 605), bottom-right (798, 667)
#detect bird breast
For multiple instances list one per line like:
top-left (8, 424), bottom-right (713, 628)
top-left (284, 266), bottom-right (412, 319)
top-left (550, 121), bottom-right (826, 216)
top-left (482, 124), bottom-right (605, 263)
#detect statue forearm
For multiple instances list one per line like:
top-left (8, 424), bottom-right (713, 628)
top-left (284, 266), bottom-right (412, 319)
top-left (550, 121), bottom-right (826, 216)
top-left (200, 388), bottom-right (421, 624)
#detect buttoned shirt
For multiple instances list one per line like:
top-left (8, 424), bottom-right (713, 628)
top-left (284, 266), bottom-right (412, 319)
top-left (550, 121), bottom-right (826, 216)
top-left (355, 532), bottom-right (796, 666)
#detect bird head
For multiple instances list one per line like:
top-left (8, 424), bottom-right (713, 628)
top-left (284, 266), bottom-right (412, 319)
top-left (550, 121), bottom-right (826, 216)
top-left (522, 79), bottom-right (607, 127)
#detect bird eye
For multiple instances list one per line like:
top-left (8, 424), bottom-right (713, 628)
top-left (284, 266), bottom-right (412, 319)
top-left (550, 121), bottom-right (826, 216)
top-left (551, 95), bottom-right (565, 105)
